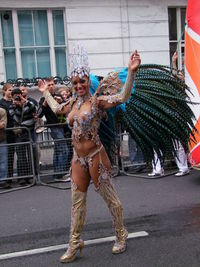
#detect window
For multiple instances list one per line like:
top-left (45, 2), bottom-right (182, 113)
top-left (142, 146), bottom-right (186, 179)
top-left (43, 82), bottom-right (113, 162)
top-left (168, 7), bottom-right (186, 70)
top-left (1, 9), bottom-right (67, 80)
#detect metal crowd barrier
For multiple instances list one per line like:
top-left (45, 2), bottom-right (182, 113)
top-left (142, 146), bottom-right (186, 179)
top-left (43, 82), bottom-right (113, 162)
top-left (119, 132), bottom-right (179, 178)
top-left (35, 123), bottom-right (72, 189)
top-left (0, 127), bottom-right (36, 193)
top-left (1, 126), bottom-right (181, 194)
top-left (36, 123), bottom-right (119, 187)
top-left (119, 132), bottom-right (146, 176)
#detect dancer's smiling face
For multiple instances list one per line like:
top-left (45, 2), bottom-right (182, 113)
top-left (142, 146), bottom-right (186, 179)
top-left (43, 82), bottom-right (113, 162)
top-left (72, 75), bottom-right (90, 97)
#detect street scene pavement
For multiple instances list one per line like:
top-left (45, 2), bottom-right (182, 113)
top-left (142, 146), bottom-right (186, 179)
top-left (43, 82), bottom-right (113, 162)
top-left (0, 169), bottom-right (200, 267)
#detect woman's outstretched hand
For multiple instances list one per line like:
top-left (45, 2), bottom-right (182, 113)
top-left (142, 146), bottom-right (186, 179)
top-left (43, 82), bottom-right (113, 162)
top-left (129, 50), bottom-right (141, 73)
top-left (38, 79), bottom-right (48, 93)
top-left (172, 51), bottom-right (178, 64)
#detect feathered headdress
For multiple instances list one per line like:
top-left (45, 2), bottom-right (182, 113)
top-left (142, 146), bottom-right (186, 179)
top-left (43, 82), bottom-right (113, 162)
top-left (69, 43), bottom-right (90, 78)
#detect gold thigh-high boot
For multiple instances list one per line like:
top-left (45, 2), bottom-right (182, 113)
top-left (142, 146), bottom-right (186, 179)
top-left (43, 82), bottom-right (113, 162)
top-left (97, 178), bottom-right (128, 254)
top-left (60, 188), bottom-right (87, 263)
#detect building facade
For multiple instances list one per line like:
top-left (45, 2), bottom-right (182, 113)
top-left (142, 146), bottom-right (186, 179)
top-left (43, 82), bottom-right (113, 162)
top-left (0, 0), bottom-right (187, 98)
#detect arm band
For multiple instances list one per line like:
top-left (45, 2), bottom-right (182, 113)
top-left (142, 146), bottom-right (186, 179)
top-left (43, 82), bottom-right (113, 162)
top-left (117, 71), bottom-right (136, 103)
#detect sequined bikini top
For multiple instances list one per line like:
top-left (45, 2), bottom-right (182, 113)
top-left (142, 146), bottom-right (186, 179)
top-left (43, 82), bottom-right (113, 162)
top-left (67, 95), bottom-right (104, 145)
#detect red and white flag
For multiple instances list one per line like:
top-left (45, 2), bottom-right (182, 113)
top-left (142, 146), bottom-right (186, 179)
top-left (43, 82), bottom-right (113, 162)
top-left (185, 0), bottom-right (200, 169)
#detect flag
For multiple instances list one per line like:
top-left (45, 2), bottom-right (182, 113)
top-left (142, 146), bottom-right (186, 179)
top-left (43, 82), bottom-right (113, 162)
top-left (185, 0), bottom-right (200, 169)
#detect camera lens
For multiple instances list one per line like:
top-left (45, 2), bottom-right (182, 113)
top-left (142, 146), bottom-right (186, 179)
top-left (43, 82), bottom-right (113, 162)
top-left (14, 96), bottom-right (21, 101)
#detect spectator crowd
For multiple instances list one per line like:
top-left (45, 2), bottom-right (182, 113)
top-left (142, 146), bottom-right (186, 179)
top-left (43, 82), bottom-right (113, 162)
top-left (0, 80), bottom-right (72, 189)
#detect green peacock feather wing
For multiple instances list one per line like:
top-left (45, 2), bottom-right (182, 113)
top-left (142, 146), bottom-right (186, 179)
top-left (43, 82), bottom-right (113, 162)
top-left (96, 64), bottom-right (198, 163)
top-left (120, 64), bottom-right (197, 162)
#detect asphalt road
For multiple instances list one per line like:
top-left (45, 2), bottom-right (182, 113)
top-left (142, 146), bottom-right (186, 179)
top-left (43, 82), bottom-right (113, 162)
top-left (0, 169), bottom-right (200, 266)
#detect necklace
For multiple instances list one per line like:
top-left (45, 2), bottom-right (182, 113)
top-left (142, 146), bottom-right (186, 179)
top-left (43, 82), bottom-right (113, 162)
top-left (77, 94), bottom-right (90, 109)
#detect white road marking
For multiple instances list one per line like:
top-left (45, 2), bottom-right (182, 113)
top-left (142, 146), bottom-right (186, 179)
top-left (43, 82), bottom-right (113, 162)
top-left (0, 231), bottom-right (149, 260)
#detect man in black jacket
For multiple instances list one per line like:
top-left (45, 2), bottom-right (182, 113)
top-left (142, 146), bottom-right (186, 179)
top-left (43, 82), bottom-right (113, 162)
top-left (37, 78), bottom-right (68, 181)
top-left (9, 88), bottom-right (37, 184)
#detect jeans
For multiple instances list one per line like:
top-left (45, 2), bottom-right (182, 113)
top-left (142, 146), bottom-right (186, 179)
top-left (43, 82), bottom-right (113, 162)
top-left (15, 130), bottom-right (37, 177)
top-left (0, 141), bottom-right (8, 180)
top-left (128, 137), bottom-right (144, 163)
top-left (15, 134), bottom-right (32, 177)
top-left (50, 127), bottom-right (68, 173)
top-left (6, 132), bottom-right (16, 178)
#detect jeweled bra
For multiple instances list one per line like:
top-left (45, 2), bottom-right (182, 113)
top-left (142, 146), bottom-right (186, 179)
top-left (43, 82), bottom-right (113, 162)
top-left (67, 95), bottom-right (103, 145)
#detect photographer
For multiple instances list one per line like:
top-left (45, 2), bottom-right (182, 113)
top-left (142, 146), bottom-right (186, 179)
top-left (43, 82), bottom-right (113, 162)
top-left (19, 85), bottom-right (38, 108)
top-left (9, 88), bottom-right (37, 184)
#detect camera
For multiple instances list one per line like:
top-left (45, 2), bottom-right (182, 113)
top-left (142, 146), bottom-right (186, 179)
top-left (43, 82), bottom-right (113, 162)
top-left (14, 95), bottom-right (21, 101)
top-left (54, 93), bottom-right (63, 99)
top-left (54, 93), bottom-right (64, 103)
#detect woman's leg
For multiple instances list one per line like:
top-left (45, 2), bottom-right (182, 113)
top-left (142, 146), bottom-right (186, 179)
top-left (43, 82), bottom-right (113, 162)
top-left (89, 147), bottom-right (128, 254)
top-left (60, 159), bottom-right (90, 263)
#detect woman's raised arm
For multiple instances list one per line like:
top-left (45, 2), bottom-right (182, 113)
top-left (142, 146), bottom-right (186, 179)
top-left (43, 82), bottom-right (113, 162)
top-left (38, 79), bottom-right (71, 115)
top-left (98, 50), bottom-right (141, 110)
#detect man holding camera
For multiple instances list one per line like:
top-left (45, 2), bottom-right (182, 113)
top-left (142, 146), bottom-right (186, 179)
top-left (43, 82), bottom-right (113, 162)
top-left (20, 85), bottom-right (38, 108)
top-left (9, 88), bottom-right (37, 184)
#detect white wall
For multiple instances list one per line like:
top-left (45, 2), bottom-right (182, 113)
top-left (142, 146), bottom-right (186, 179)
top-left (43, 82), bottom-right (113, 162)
top-left (0, 0), bottom-right (187, 97)
top-left (65, 0), bottom-right (186, 75)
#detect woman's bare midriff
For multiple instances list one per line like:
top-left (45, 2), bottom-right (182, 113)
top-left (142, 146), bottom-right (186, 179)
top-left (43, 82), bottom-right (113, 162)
top-left (73, 138), bottom-right (101, 157)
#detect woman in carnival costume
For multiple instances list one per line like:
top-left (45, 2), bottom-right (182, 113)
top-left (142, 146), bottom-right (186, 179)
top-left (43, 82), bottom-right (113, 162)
top-left (38, 45), bottom-right (141, 263)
